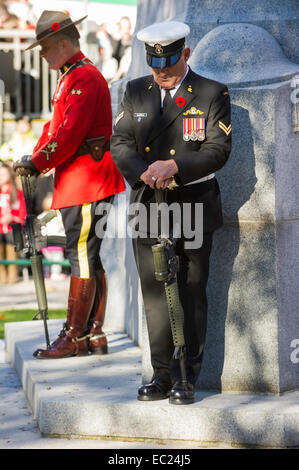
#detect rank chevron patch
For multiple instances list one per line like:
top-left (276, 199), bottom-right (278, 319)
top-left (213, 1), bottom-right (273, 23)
top-left (219, 121), bottom-right (232, 136)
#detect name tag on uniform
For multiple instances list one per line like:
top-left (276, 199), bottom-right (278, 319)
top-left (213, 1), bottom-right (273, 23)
top-left (134, 113), bottom-right (147, 122)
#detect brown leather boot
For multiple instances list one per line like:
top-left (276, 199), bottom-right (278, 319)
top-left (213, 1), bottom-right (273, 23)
top-left (86, 269), bottom-right (108, 355)
top-left (34, 276), bottom-right (96, 359)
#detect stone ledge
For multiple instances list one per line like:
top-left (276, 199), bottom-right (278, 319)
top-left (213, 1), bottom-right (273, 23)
top-left (4, 320), bottom-right (299, 447)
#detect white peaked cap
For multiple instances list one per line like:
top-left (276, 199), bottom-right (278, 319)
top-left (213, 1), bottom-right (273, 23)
top-left (137, 21), bottom-right (190, 47)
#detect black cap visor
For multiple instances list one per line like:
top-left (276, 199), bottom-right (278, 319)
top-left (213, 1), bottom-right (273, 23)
top-left (146, 48), bottom-right (183, 68)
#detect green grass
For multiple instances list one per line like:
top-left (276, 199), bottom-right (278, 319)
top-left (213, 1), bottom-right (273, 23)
top-left (0, 309), bottom-right (66, 339)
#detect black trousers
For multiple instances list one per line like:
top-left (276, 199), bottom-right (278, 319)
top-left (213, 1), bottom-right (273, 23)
top-left (133, 231), bottom-right (213, 386)
top-left (60, 196), bottom-right (113, 278)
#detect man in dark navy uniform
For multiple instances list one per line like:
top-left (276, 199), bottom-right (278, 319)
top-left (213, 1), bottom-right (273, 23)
top-left (110, 21), bottom-right (232, 404)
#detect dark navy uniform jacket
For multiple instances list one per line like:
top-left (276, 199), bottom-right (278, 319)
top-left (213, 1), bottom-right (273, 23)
top-left (110, 67), bottom-right (232, 233)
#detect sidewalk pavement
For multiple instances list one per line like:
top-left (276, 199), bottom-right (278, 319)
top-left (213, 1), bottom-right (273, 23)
top-left (0, 277), bottom-right (69, 311)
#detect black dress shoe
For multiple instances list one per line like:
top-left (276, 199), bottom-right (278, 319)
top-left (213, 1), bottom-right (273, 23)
top-left (169, 381), bottom-right (195, 405)
top-left (137, 379), bottom-right (172, 401)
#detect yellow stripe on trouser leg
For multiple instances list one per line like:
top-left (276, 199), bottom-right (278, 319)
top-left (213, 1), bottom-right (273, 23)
top-left (77, 203), bottom-right (92, 278)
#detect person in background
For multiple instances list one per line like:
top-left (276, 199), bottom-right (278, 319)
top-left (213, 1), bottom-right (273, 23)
top-left (96, 23), bottom-right (118, 83)
top-left (6, 0), bottom-right (36, 30)
top-left (0, 116), bottom-right (37, 164)
top-left (111, 17), bottom-right (132, 65)
top-left (110, 16), bottom-right (132, 82)
top-left (0, 2), bottom-right (18, 29)
top-left (0, 162), bottom-right (26, 283)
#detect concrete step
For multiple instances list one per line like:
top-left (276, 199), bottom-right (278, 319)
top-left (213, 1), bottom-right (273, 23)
top-left (4, 319), bottom-right (299, 447)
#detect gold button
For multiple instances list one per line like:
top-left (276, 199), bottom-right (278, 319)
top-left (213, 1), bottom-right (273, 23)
top-left (145, 146), bottom-right (150, 152)
top-left (95, 146), bottom-right (99, 150)
top-left (170, 149), bottom-right (176, 156)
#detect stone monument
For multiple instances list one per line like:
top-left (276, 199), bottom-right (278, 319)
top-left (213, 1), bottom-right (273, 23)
top-left (106, 0), bottom-right (299, 394)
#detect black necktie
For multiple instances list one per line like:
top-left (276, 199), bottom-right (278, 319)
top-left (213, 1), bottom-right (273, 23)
top-left (162, 89), bottom-right (173, 112)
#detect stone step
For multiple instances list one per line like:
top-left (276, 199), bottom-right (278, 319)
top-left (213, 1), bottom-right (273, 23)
top-left (4, 320), bottom-right (299, 447)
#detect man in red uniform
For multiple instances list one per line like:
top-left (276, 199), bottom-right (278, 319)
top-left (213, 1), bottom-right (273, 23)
top-left (14, 10), bottom-right (125, 358)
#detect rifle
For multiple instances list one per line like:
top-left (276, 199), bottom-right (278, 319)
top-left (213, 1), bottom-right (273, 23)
top-left (11, 174), bottom-right (66, 351)
top-left (151, 188), bottom-right (188, 391)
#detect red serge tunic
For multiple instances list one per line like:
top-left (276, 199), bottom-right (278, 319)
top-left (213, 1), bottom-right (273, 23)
top-left (31, 51), bottom-right (125, 210)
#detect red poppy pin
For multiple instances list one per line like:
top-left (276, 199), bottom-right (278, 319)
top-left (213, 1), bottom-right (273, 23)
top-left (176, 96), bottom-right (186, 107)
top-left (51, 22), bottom-right (61, 32)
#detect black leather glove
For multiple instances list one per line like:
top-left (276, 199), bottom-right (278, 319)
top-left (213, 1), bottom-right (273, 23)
top-left (13, 155), bottom-right (40, 176)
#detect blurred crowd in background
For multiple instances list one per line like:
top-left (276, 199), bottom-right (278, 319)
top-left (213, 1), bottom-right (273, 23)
top-left (0, 0), bottom-right (133, 83)
top-left (0, 1), bottom-right (133, 282)
top-left (0, 0), bottom-right (36, 31)
top-left (0, 118), bottom-right (67, 284)
top-left (95, 15), bottom-right (132, 83)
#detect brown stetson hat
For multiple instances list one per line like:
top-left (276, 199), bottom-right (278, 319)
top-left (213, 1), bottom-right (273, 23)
top-left (25, 10), bottom-right (87, 50)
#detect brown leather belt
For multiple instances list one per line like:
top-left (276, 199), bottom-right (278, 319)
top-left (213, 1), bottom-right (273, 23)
top-left (75, 136), bottom-right (110, 162)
